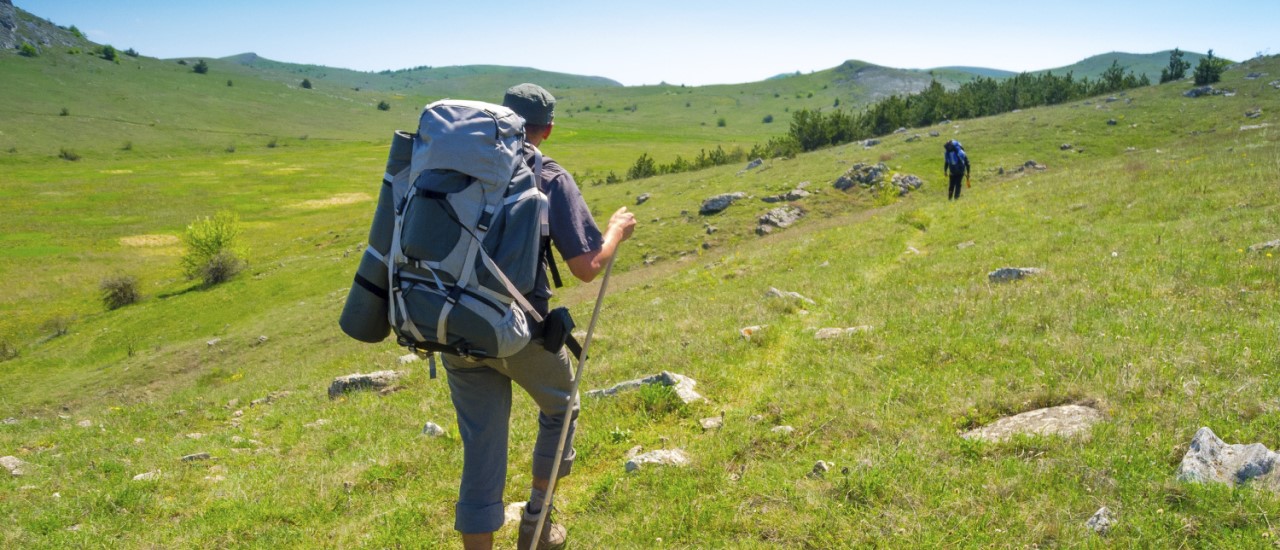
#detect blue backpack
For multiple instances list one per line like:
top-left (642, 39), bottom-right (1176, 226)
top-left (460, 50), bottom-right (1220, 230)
top-left (945, 140), bottom-right (968, 170)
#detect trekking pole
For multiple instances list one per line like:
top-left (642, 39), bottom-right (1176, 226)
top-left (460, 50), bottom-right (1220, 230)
top-left (528, 249), bottom-right (619, 550)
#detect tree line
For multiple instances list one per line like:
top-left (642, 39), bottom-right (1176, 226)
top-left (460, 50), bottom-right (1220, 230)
top-left (619, 52), bottom-right (1233, 182)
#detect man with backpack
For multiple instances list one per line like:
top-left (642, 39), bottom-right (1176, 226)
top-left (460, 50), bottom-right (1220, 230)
top-left (445, 83), bottom-right (635, 550)
top-left (944, 139), bottom-right (970, 200)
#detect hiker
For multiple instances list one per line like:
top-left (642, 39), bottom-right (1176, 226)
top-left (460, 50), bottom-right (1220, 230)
top-left (445, 83), bottom-right (635, 550)
top-left (944, 139), bottom-right (970, 200)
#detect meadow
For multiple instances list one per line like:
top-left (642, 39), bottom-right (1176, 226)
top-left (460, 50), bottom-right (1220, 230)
top-left (0, 45), bottom-right (1278, 548)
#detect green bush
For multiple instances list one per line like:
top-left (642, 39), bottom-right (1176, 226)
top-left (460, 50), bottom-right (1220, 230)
top-left (42, 315), bottom-right (74, 338)
top-left (59, 107), bottom-right (69, 116)
top-left (19, 43), bottom-right (38, 57)
top-left (100, 45), bottom-right (118, 62)
top-left (301, 78), bottom-right (313, 89)
top-left (59, 148), bottom-right (80, 161)
top-left (763, 114), bottom-right (774, 124)
top-left (0, 339), bottom-right (17, 362)
top-left (377, 100), bottom-right (391, 111)
top-left (193, 60), bottom-right (209, 74)
top-left (100, 274), bottom-right (141, 310)
top-left (124, 48), bottom-right (139, 57)
top-left (1193, 49), bottom-right (1229, 85)
top-left (627, 153), bottom-right (657, 180)
top-left (181, 211), bottom-right (247, 286)
top-left (716, 117), bottom-right (726, 127)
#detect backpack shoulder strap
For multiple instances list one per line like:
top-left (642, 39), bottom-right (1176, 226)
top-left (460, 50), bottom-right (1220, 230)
top-left (529, 147), bottom-right (566, 289)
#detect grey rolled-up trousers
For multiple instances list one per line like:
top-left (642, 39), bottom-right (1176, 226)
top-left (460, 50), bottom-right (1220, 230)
top-left (442, 341), bottom-right (578, 534)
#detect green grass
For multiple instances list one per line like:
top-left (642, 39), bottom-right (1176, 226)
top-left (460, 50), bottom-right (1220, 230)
top-left (0, 47), bottom-right (1278, 548)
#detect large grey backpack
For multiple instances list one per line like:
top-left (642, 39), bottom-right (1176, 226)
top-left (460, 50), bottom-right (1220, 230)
top-left (339, 99), bottom-right (549, 359)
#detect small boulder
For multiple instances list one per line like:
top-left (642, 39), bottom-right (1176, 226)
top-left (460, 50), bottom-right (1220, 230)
top-left (758, 206), bottom-right (804, 230)
top-left (744, 158), bottom-right (764, 171)
top-left (422, 422), bottom-right (446, 437)
top-left (739, 325), bottom-right (766, 340)
top-left (586, 371), bottom-right (704, 404)
top-left (328, 370), bottom-right (404, 399)
top-left (2, 456), bottom-right (27, 476)
top-left (1248, 239), bottom-right (1280, 252)
top-left (133, 471), bottom-right (160, 482)
top-left (700, 416), bottom-right (724, 431)
top-left (699, 192), bottom-right (747, 215)
top-left (765, 287), bottom-right (815, 304)
top-left (962, 405), bottom-right (1103, 442)
top-left (988, 267), bottom-right (1044, 283)
top-left (809, 460), bottom-right (831, 479)
top-left (1107, 119), bottom-right (1118, 126)
top-left (771, 425), bottom-right (796, 435)
top-left (1060, 143), bottom-right (1073, 151)
top-left (636, 193), bottom-right (651, 205)
top-left (1177, 427), bottom-right (1280, 490)
top-left (626, 449), bottom-right (690, 472)
top-left (1086, 507), bottom-right (1115, 535)
top-left (181, 452), bottom-right (212, 462)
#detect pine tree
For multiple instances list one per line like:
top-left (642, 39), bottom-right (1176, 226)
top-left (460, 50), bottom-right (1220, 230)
top-left (1160, 48), bottom-right (1190, 83)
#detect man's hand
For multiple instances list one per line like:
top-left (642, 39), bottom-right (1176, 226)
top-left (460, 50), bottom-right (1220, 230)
top-left (607, 206), bottom-right (636, 243)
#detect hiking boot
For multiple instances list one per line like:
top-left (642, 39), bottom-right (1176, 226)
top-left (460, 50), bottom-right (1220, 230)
top-left (517, 506), bottom-right (566, 550)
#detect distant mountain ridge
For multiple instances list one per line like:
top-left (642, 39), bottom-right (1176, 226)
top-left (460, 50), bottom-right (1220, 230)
top-left (1035, 50), bottom-right (1210, 81)
top-left (221, 52), bottom-right (623, 94)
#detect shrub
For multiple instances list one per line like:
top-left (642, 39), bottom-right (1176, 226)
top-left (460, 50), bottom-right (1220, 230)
top-left (181, 211), bottom-right (247, 286)
top-left (100, 45), bottom-right (117, 62)
top-left (716, 117), bottom-right (726, 127)
top-left (225, 144), bottom-right (236, 153)
top-left (68, 25), bottom-right (85, 39)
top-left (301, 78), bottom-right (312, 89)
top-left (100, 274), bottom-right (141, 310)
top-left (59, 107), bottom-right (69, 116)
top-left (763, 114), bottom-right (774, 124)
top-left (19, 43), bottom-right (38, 57)
top-left (266, 138), bottom-right (278, 148)
top-left (227, 80), bottom-right (233, 87)
top-left (193, 60), bottom-right (209, 74)
top-left (42, 315), bottom-right (74, 338)
top-left (121, 141), bottom-right (133, 151)
top-left (377, 100), bottom-right (391, 111)
top-left (1193, 49), bottom-right (1229, 85)
top-left (177, 59), bottom-right (188, 65)
top-left (124, 48), bottom-right (139, 57)
top-left (59, 148), bottom-right (80, 161)
top-left (627, 153), bottom-right (658, 180)
top-left (199, 251), bottom-right (245, 286)
top-left (0, 339), bottom-right (17, 362)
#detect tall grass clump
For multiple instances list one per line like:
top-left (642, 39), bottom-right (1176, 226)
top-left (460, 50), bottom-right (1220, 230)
top-left (181, 211), bottom-right (247, 286)
top-left (99, 274), bottom-right (141, 310)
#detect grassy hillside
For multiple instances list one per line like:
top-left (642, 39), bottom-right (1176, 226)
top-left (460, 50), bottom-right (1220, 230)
top-left (1, 42), bottom-right (1277, 549)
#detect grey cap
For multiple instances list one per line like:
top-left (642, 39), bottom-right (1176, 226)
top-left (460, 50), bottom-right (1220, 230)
top-left (502, 83), bottom-right (556, 125)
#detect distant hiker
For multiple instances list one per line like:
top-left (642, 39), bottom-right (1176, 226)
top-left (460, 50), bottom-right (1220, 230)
top-left (446, 83), bottom-right (635, 550)
top-left (944, 139), bottom-right (970, 200)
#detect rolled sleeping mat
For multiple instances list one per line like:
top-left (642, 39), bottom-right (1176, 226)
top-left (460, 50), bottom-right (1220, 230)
top-left (368, 130), bottom-right (415, 255)
top-left (339, 247), bottom-right (392, 343)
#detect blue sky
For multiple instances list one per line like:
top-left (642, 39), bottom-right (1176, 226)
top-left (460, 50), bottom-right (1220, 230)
top-left (16, 0), bottom-right (1278, 86)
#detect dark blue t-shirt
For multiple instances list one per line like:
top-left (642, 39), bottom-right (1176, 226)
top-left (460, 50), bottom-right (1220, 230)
top-left (524, 144), bottom-right (603, 315)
